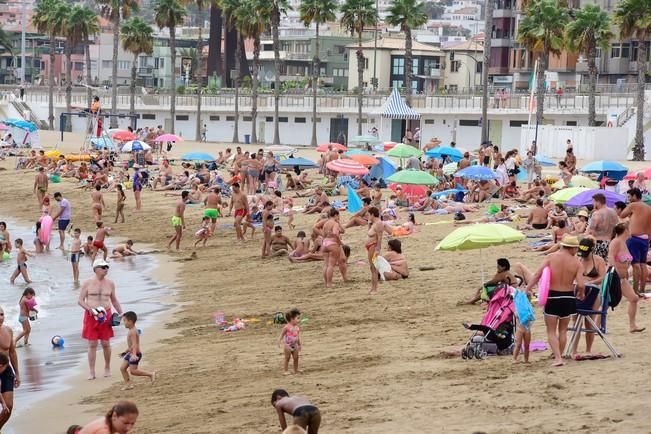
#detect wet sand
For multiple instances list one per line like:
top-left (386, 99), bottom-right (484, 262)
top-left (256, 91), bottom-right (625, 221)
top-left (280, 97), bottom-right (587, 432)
top-left (2, 131), bottom-right (650, 433)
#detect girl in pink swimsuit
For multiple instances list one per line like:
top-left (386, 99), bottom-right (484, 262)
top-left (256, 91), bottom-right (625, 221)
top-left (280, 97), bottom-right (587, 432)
top-left (278, 308), bottom-right (302, 375)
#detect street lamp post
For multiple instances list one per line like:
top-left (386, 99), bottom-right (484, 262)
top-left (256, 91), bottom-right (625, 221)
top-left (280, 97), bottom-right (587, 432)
top-left (20, 0), bottom-right (26, 85)
top-left (372, 0), bottom-right (379, 90)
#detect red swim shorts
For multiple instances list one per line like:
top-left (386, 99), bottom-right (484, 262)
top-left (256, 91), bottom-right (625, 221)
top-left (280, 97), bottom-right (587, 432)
top-left (82, 308), bottom-right (114, 341)
top-left (93, 240), bottom-right (105, 249)
top-left (234, 209), bottom-right (248, 218)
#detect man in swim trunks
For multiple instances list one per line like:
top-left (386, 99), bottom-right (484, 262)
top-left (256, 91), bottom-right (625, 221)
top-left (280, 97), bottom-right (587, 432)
top-left (620, 188), bottom-right (651, 295)
top-left (53, 192), bottom-right (72, 250)
top-left (524, 198), bottom-right (548, 230)
top-left (270, 226), bottom-right (292, 256)
top-left (152, 159), bottom-right (174, 190)
top-left (271, 389), bottom-right (321, 434)
top-left (0, 307), bottom-right (19, 430)
top-left (203, 188), bottom-right (222, 233)
top-left (526, 235), bottom-right (585, 367)
top-left (168, 191), bottom-right (189, 251)
top-left (78, 259), bottom-right (124, 380)
top-left (33, 167), bottom-right (48, 206)
top-left (587, 193), bottom-right (618, 260)
top-left (92, 222), bottom-right (110, 261)
top-left (229, 183), bottom-right (249, 242)
top-left (90, 185), bottom-right (106, 223)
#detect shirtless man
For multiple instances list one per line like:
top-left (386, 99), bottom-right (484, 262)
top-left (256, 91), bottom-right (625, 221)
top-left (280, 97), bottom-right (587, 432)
top-left (524, 199), bottom-right (548, 229)
top-left (587, 193), bottom-right (618, 260)
top-left (271, 389), bottom-right (321, 434)
top-left (203, 188), bottom-right (222, 233)
top-left (0, 307), bottom-right (19, 430)
top-left (152, 159), bottom-right (174, 189)
top-left (168, 190), bottom-right (189, 250)
top-left (90, 185), bottom-right (106, 222)
top-left (36, 150), bottom-right (48, 167)
top-left (270, 226), bottom-right (292, 256)
top-left (304, 187), bottom-right (329, 215)
top-left (620, 188), bottom-right (651, 295)
top-left (92, 222), bottom-right (110, 261)
top-left (229, 183), bottom-right (248, 242)
top-left (33, 167), bottom-right (48, 206)
top-left (516, 179), bottom-right (544, 203)
top-left (526, 235), bottom-right (585, 367)
top-left (78, 259), bottom-right (124, 380)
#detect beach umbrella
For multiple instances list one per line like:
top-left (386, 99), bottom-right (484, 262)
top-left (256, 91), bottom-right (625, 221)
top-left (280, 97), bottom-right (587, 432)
top-left (121, 140), bottom-right (151, 152)
top-left (552, 175), bottom-right (599, 189)
top-left (350, 135), bottom-right (381, 145)
top-left (535, 155), bottom-right (556, 166)
top-left (326, 159), bottom-right (368, 175)
top-left (264, 145), bottom-right (298, 156)
top-left (431, 188), bottom-right (467, 199)
top-left (580, 160), bottom-right (628, 181)
top-left (155, 133), bottom-right (183, 142)
top-left (442, 162), bottom-right (459, 175)
top-left (565, 189), bottom-right (625, 208)
top-left (369, 157), bottom-right (397, 180)
top-left (386, 169), bottom-right (439, 185)
top-left (436, 223), bottom-right (526, 282)
top-left (7, 119), bottom-right (37, 132)
top-left (374, 141), bottom-right (397, 152)
top-left (111, 130), bottom-right (137, 141)
top-left (345, 149), bottom-right (374, 156)
top-left (386, 143), bottom-right (423, 159)
top-left (347, 185), bottom-right (363, 213)
top-left (181, 152), bottom-right (215, 161)
top-left (454, 166), bottom-right (497, 181)
top-left (279, 157), bottom-right (318, 168)
top-left (624, 167), bottom-right (651, 180)
top-left (349, 154), bottom-right (379, 166)
top-left (425, 146), bottom-right (464, 162)
top-left (549, 187), bottom-right (589, 204)
top-left (389, 183), bottom-right (428, 201)
top-left (0, 124), bottom-right (8, 131)
top-left (316, 143), bottom-right (346, 152)
top-left (90, 137), bottom-right (115, 150)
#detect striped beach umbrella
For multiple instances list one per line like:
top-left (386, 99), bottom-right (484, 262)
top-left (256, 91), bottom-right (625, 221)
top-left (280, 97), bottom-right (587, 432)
top-left (326, 159), bottom-right (369, 175)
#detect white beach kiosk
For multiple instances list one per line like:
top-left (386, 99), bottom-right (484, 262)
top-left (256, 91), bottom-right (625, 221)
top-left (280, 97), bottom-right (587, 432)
top-left (375, 88), bottom-right (421, 145)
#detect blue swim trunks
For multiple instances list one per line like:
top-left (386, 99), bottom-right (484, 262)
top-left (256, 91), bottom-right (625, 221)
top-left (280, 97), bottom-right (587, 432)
top-left (70, 252), bottom-right (80, 263)
top-left (626, 235), bottom-right (649, 264)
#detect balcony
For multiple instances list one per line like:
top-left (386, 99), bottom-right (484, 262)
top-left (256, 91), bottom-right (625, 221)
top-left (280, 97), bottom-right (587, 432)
top-left (285, 53), bottom-right (312, 61)
top-left (493, 9), bottom-right (514, 18)
top-left (606, 57), bottom-right (631, 75)
top-left (138, 67), bottom-right (154, 76)
top-left (425, 68), bottom-right (442, 78)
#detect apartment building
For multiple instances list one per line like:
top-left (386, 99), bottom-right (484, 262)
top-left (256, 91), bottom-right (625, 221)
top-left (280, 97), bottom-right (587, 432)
top-left (441, 39), bottom-right (484, 92)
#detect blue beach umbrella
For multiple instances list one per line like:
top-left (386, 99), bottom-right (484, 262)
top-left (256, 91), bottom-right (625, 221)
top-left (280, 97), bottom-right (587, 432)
top-left (431, 188), bottom-right (468, 198)
top-left (426, 146), bottom-right (464, 162)
top-left (181, 152), bottom-right (216, 161)
top-left (535, 155), bottom-right (556, 166)
top-left (279, 157), bottom-right (318, 168)
top-left (580, 160), bottom-right (628, 181)
top-left (345, 149), bottom-right (374, 157)
top-left (90, 137), bottom-right (115, 150)
top-left (347, 185), bottom-right (363, 213)
top-left (454, 166), bottom-right (497, 181)
top-left (369, 157), bottom-right (397, 180)
top-left (121, 140), bottom-right (151, 152)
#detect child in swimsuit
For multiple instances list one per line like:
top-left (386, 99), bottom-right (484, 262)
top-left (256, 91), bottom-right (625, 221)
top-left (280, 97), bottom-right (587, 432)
top-left (262, 214), bottom-right (274, 258)
top-left (70, 228), bottom-right (82, 283)
top-left (278, 308), bottom-right (302, 375)
top-left (15, 287), bottom-right (37, 346)
top-left (290, 231), bottom-right (310, 258)
top-left (10, 238), bottom-right (32, 284)
top-left (194, 217), bottom-right (211, 248)
top-left (242, 206), bottom-right (258, 239)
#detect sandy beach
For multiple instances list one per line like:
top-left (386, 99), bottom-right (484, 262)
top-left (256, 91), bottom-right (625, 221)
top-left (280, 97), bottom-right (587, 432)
top-left (1, 131), bottom-right (650, 433)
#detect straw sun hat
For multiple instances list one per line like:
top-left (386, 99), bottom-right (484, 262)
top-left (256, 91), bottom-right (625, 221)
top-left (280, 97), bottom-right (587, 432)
top-left (560, 235), bottom-right (580, 248)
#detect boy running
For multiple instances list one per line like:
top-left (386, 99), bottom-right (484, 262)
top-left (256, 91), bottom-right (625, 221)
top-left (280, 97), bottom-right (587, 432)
top-left (10, 239), bottom-right (32, 284)
top-left (120, 311), bottom-right (155, 390)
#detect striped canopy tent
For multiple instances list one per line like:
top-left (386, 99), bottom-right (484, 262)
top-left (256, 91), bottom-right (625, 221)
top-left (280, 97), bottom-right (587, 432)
top-left (374, 88), bottom-right (421, 144)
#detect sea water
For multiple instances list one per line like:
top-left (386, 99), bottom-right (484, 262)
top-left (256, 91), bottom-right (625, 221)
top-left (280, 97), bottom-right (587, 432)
top-left (0, 217), bottom-right (173, 433)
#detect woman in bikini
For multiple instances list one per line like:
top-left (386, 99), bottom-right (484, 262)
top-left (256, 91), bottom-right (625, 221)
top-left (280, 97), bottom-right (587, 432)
top-left (132, 165), bottom-right (143, 211)
top-left (608, 223), bottom-right (645, 333)
top-left (322, 208), bottom-right (346, 287)
top-left (371, 185), bottom-right (382, 208)
top-left (263, 152), bottom-right (278, 184)
top-left (345, 197), bottom-right (371, 229)
top-left (366, 207), bottom-right (384, 294)
top-left (382, 239), bottom-right (409, 280)
top-left (247, 154), bottom-right (262, 195)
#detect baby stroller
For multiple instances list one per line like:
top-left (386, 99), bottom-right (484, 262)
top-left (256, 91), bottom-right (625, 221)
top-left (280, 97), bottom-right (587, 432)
top-left (461, 284), bottom-right (515, 360)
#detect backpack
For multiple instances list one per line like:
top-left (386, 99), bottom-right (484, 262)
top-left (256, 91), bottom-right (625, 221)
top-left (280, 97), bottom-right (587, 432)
top-left (601, 267), bottom-right (622, 310)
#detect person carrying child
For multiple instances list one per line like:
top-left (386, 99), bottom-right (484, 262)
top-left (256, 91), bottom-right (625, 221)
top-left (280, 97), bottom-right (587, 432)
top-left (278, 308), bottom-right (302, 375)
top-left (120, 311), bottom-right (156, 390)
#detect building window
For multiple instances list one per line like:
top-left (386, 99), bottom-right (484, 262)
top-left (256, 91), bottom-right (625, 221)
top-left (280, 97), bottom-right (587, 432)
top-left (392, 57), bottom-right (405, 76)
top-left (159, 58), bottom-right (165, 68)
top-left (243, 116), bottom-right (252, 121)
top-left (424, 119), bottom-right (434, 124)
top-left (142, 114), bottom-right (156, 120)
top-left (566, 121), bottom-right (577, 126)
top-left (451, 60), bottom-right (461, 72)
top-left (295, 117), bottom-right (306, 123)
top-left (118, 60), bottom-right (130, 70)
top-left (279, 117), bottom-right (289, 122)
top-left (209, 115), bottom-right (220, 121)
top-left (621, 43), bottom-right (630, 58)
top-left (176, 115), bottom-right (189, 121)
top-left (265, 116), bottom-right (273, 122)
top-left (363, 57), bottom-right (369, 69)
top-left (459, 119), bottom-right (480, 126)
top-left (611, 44), bottom-right (621, 58)
top-left (392, 80), bottom-right (404, 89)
top-left (476, 61), bottom-right (483, 74)
top-left (226, 116), bottom-right (235, 121)
top-left (102, 60), bottom-right (112, 69)
top-left (509, 120), bottom-right (528, 127)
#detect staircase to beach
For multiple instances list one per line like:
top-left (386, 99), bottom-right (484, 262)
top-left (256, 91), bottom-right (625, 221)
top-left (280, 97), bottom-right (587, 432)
top-left (9, 95), bottom-right (49, 130)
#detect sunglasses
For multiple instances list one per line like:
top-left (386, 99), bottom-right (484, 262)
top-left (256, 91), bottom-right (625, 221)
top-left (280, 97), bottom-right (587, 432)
top-left (96, 266), bottom-right (109, 270)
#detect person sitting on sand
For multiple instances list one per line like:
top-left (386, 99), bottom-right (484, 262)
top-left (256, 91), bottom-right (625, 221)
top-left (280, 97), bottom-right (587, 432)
top-left (271, 389), bottom-right (321, 434)
top-left (520, 198), bottom-right (548, 230)
top-left (270, 226), bottom-right (292, 256)
top-left (389, 213), bottom-right (417, 237)
top-left (303, 187), bottom-right (329, 215)
top-left (547, 203), bottom-right (568, 228)
top-left (570, 209), bottom-right (589, 235)
top-left (394, 185), bottom-right (409, 207)
top-left (468, 180), bottom-right (495, 203)
top-left (408, 191), bottom-right (434, 212)
top-left (289, 231), bottom-right (310, 258)
top-left (345, 197), bottom-right (371, 229)
top-left (516, 179), bottom-right (544, 203)
top-left (532, 220), bottom-right (570, 253)
top-left (111, 241), bottom-right (137, 258)
top-left (79, 400), bottom-right (139, 434)
top-left (460, 258), bottom-right (516, 305)
top-left (356, 180), bottom-right (370, 200)
top-left (382, 239), bottom-right (409, 280)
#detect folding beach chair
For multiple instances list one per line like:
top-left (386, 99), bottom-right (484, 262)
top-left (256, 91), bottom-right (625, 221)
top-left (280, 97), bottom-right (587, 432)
top-left (564, 283), bottom-right (620, 358)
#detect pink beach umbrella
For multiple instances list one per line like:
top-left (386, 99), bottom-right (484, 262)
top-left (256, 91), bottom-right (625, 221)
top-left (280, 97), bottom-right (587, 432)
top-left (154, 134), bottom-right (183, 142)
top-left (624, 167), bottom-right (651, 180)
top-left (326, 159), bottom-right (369, 175)
top-left (0, 123), bottom-right (8, 131)
top-left (316, 142), bottom-right (347, 152)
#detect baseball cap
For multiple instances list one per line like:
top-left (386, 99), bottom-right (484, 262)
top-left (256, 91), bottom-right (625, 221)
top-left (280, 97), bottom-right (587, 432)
top-left (92, 258), bottom-right (110, 269)
top-left (577, 238), bottom-right (594, 257)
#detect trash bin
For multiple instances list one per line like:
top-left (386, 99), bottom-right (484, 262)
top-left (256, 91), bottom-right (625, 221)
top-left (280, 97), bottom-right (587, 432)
top-left (244, 134), bottom-right (251, 144)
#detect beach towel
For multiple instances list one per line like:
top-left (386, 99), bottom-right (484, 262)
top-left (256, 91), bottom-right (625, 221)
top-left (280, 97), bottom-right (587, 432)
top-left (373, 255), bottom-right (392, 281)
top-left (514, 289), bottom-right (536, 329)
top-left (347, 185), bottom-right (362, 213)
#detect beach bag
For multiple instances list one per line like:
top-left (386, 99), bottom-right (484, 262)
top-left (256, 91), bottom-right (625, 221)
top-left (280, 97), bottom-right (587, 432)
top-left (454, 212), bottom-right (466, 221)
top-left (601, 267), bottom-right (622, 310)
top-left (514, 289), bottom-right (536, 329)
top-left (273, 312), bottom-right (286, 324)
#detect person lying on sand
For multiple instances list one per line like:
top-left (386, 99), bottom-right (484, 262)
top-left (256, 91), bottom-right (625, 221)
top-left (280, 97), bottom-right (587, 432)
top-left (345, 197), bottom-right (371, 229)
top-left (531, 220), bottom-right (569, 254)
top-left (111, 241), bottom-right (137, 258)
top-left (454, 204), bottom-right (512, 225)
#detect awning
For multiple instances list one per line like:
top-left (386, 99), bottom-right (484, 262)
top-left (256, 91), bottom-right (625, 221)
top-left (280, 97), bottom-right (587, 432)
top-left (376, 88), bottom-right (421, 120)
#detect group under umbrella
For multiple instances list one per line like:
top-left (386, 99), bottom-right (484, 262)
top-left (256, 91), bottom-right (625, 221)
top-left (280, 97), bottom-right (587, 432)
top-left (426, 146), bottom-right (464, 162)
top-left (386, 169), bottom-right (439, 185)
top-left (326, 158), bottom-right (369, 175)
top-left (181, 152), bottom-right (215, 161)
top-left (454, 166), bottom-right (497, 181)
top-left (564, 189), bottom-right (626, 208)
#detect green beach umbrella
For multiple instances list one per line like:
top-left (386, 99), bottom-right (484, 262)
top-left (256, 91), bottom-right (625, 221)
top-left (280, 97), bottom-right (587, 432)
top-left (435, 223), bottom-right (525, 282)
top-left (386, 143), bottom-right (423, 159)
top-left (350, 134), bottom-right (382, 145)
top-left (552, 175), bottom-right (598, 189)
top-left (442, 162), bottom-right (458, 175)
top-left (549, 187), bottom-right (589, 204)
top-left (386, 169), bottom-right (439, 185)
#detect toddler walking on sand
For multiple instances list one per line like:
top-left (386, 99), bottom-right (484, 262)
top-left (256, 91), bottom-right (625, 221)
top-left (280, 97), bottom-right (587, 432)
top-left (278, 308), bottom-right (302, 375)
top-left (120, 311), bottom-right (156, 390)
top-left (194, 217), bottom-right (211, 248)
top-left (15, 287), bottom-right (37, 346)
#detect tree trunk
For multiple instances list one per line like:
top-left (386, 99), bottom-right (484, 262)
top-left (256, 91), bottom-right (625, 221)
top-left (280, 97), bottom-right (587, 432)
top-left (48, 35), bottom-right (55, 130)
top-left (356, 32), bottom-right (364, 136)
top-left (272, 4), bottom-right (281, 145)
top-left (130, 53), bottom-right (137, 117)
top-left (207, 5), bottom-right (223, 80)
top-left (310, 22), bottom-right (319, 147)
top-left (587, 43), bottom-right (596, 127)
top-left (170, 26), bottom-right (176, 134)
top-left (85, 41), bottom-right (92, 108)
top-left (110, 15), bottom-right (120, 128)
top-left (404, 28), bottom-right (413, 107)
top-left (65, 46), bottom-right (72, 131)
top-left (224, 25), bottom-right (236, 87)
top-left (535, 52), bottom-right (546, 129)
top-left (239, 34), bottom-right (250, 78)
top-left (251, 34), bottom-right (260, 144)
top-left (232, 31), bottom-right (240, 144)
top-left (480, 0), bottom-right (493, 144)
top-left (195, 24), bottom-right (203, 141)
top-left (633, 34), bottom-right (647, 161)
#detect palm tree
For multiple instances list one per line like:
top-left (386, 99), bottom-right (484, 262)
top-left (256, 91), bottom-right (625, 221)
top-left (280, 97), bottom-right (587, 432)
top-left (221, 0), bottom-right (242, 143)
top-left (65, 6), bottom-right (99, 111)
top-left (270, 0), bottom-right (291, 145)
top-left (121, 17), bottom-right (154, 119)
top-left (0, 26), bottom-right (12, 55)
top-left (517, 0), bottom-right (569, 129)
top-left (300, 0), bottom-right (338, 147)
top-left (235, 0), bottom-right (268, 144)
top-left (207, 3), bottom-right (224, 80)
top-left (154, 0), bottom-right (187, 134)
top-left (98, 0), bottom-right (139, 128)
top-left (386, 0), bottom-right (428, 107)
top-left (187, 0), bottom-right (208, 141)
top-left (480, 0), bottom-right (493, 144)
top-left (33, 0), bottom-right (66, 129)
top-left (341, 0), bottom-right (378, 136)
top-left (565, 4), bottom-right (612, 127)
top-left (614, 0), bottom-right (651, 161)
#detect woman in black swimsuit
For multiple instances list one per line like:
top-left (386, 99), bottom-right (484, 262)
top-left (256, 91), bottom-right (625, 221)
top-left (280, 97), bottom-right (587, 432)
top-left (572, 237), bottom-right (607, 358)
